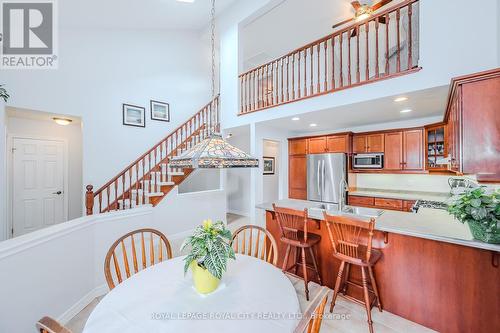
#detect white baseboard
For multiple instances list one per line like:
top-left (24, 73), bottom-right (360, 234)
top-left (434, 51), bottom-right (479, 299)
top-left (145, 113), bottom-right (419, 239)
top-left (58, 284), bottom-right (108, 325)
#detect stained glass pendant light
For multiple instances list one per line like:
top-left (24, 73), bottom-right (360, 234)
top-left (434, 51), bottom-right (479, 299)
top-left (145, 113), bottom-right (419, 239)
top-left (170, 0), bottom-right (258, 169)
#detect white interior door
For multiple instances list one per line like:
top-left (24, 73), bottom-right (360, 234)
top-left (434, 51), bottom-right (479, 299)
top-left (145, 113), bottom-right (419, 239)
top-left (12, 138), bottom-right (66, 237)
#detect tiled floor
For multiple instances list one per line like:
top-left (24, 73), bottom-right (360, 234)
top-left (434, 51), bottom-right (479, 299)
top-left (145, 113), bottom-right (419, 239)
top-left (67, 214), bottom-right (435, 333)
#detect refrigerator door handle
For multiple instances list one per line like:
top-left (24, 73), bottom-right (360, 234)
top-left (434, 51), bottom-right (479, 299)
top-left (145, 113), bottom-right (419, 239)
top-left (316, 161), bottom-right (321, 197)
top-left (322, 160), bottom-right (326, 201)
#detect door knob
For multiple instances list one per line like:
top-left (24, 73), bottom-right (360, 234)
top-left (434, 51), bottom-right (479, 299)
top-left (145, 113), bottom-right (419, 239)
top-left (53, 191), bottom-right (62, 195)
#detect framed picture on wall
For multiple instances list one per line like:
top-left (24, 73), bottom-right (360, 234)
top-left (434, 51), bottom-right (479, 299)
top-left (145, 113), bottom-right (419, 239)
top-left (123, 104), bottom-right (146, 127)
top-left (150, 100), bottom-right (170, 122)
top-left (263, 156), bottom-right (275, 175)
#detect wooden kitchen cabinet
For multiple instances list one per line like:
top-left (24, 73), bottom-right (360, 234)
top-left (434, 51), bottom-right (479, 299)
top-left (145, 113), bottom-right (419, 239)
top-left (383, 129), bottom-right (424, 171)
top-left (384, 131), bottom-right (403, 170)
top-left (307, 134), bottom-right (350, 154)
top-left (444, 68), bottom-right (500, 181)
top-left (307, 137), bottom-right (327, 154)
top-left (348, 195), bottom-right (415, 212)
top-left (289, 139), bottom-right (308, 155)
top-left (353, 134), bottom-right (385, 153)
top-left (425, 123), bottom-right (448, 171)
top-left (403, 129), bottom-right (424, 170)
top-left (288, 155), bottom-right (307, 199)
top-left (327, 134), bottom-right (350, 153)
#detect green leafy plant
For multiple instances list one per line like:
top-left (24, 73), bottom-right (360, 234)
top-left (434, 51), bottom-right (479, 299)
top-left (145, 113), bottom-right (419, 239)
top-left (448, 187), bottom-right (500, 243)
top-left (0, 85), bottom-right (9, 102)
top-left (181, 219), bottom-right (235, 279)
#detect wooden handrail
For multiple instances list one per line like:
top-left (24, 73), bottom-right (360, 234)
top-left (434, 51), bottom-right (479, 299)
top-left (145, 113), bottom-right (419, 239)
top-left (86, 95), bottom-right (219, 215)
top-left (238, 0), bottom-right (420, 115)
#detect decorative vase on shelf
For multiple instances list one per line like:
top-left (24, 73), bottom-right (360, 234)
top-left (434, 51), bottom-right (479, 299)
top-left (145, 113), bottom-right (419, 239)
top-left (448, 187), bottom-right (500, 244)
top-left (181, 219), bottom-right (235, 294)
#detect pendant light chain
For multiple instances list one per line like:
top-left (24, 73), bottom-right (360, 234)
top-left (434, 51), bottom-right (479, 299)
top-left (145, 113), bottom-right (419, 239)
top-left (210, 0), bottom-right (216, 99)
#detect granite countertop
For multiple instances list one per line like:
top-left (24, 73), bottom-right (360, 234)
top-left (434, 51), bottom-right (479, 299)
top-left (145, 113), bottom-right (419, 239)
top-left (348, 188), bottom-right (451, 202)
top-left (256, 199), bottom-right (500, 252)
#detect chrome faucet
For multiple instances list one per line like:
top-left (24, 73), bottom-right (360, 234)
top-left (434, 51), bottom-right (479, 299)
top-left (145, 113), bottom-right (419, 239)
top-left (339, 179), bottom-right (348, 212)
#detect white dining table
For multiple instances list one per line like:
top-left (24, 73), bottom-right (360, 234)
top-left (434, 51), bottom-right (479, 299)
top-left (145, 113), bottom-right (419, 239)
top-left (83, 254), bottom-right (301, 333)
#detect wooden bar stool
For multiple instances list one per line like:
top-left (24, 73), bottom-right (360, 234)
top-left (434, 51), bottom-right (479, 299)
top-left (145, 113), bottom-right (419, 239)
top-left (273, 204), bottom-right (322, 301)
top-left (323, 212), bottom-right (382, 333)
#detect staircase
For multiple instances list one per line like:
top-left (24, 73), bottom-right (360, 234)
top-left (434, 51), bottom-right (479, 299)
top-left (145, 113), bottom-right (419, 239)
top-left (85, 95), bottom-right (219, 215)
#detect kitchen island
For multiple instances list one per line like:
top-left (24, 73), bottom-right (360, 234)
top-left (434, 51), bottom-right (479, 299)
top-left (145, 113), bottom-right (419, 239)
top-left (257, 199), bottom-right (500, 333)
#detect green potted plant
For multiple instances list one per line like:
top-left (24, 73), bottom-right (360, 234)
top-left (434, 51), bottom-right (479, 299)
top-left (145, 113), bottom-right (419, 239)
top-left (0, 84), bottom-right (9, 102)
top-left (448, 187), bottom-right (500, 244)
top-left (181, 219), bottom-right (235, 294)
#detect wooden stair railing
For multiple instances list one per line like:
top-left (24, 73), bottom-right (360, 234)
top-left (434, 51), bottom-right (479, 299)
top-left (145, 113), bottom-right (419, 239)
top-left (239, 0), bottom-right (420, 115)
top-left (85, 95), bottom-right (219, 215)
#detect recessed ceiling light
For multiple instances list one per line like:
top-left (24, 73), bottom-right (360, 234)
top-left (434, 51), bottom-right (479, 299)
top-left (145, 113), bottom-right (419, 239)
top-left (292, 117), bottom-right (300, 121)
top-left (400, 109), bottom-right (412, 113)
top-left (53, 117), bottom-right (73, 126)
top-left (176, 0), bottom-right (195, 3)
top-left (394, 97), bottom-right (408, 102)
top-left (309, 123), bottom-right (318, 127)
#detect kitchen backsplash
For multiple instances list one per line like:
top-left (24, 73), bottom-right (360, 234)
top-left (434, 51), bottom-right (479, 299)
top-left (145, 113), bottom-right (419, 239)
top-left (350, 173), bottom-right (486, 193)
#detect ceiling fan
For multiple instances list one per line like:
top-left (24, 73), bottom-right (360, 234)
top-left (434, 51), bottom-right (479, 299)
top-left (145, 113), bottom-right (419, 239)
top-left (332, 0), bottom-right (393, 33)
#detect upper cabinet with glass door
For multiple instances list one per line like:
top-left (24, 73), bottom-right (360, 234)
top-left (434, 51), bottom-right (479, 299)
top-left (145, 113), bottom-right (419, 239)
top-left (425, 123), bottom-right (447, 171)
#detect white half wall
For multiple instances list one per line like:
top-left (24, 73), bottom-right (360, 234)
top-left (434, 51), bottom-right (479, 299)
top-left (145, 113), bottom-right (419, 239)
top-left (0, 188), bottom-right (226, 333)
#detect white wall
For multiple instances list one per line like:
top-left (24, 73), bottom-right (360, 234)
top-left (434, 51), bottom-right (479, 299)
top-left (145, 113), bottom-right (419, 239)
top-left (1, 28), bottom-right (211, 191)
top-left (262, 140), bottom-right (280, 203)
top-left (225, 126), bottom-right (252, 216)
top-left (178, 169), bottom-right (221, 194)
top-left (0, 188), bottom-right (226, 333)
top-left (220, 0), bottom-right (500, 130)
top-left (0, 101), bottom-right (6, 241)
top-left (6, 115), bottom-right (83, 221)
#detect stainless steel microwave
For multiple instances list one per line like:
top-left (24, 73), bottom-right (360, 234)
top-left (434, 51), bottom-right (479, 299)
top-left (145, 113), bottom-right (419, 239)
top-left (353, 153), bottom-right (384, 169)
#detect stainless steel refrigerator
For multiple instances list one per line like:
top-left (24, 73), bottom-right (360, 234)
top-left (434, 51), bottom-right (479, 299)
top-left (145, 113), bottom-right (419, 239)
top-left (307, 153), bottom-right (347, 204)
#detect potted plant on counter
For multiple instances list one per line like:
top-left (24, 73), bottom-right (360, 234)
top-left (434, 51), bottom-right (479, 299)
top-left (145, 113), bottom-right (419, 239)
top-left (0, 84), bottom-right (9, 102)
top-left (181, 219), bottom-right (235, 294)
top-left (448, 187), bottom-right (500, 244)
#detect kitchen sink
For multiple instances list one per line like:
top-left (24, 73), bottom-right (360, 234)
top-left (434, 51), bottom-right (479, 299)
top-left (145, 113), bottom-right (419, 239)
top-left (341, 206), bottom-right (384, 219)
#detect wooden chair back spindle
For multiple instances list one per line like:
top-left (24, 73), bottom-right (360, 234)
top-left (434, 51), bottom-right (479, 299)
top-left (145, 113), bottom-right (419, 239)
top-left (36, 317), bottom-right (71, 333)
top-left (273, 204), bottom-right (309, 243)
top-left (323, 213), bottom-right (375, 263)
top-left (231, 225), bottom-right (278, 265)
top-left (293, 287), bottom-right (329, 333)
top-left (104, 228), bottom-right (172, 290)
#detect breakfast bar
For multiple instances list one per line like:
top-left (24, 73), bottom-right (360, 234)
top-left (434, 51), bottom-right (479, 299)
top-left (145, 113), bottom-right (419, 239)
top-left (257, 199), bottom-right (500, 333)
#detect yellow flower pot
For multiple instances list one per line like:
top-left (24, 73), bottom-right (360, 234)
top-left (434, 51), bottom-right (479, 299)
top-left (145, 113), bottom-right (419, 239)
top-left (190, 261), bottom-right (220, 294)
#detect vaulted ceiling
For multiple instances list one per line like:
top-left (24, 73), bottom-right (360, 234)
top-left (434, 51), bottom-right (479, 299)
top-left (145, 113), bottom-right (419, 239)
top-left (59, 0), bottom-right (237, 30)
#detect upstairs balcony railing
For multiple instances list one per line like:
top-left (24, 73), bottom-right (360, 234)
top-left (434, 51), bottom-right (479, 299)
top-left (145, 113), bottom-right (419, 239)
top-left (239, 0), bottom-right (420, 115)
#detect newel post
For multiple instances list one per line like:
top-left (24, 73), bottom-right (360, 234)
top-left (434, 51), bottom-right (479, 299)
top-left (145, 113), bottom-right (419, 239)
top-left (85, 185), bottom-right (94, 215)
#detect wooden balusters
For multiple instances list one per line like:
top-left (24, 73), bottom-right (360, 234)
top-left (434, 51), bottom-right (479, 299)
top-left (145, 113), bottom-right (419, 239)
top-left (339, 32), bottom-right (343, 87)
top-left (408, 3), bottom-right (413, 69)
top-left (396, 8), bottom-right (401, 73)
top-left (365, 21), bottom-right (369, 81)
top-left (238, 0), bottom-right (420, 114)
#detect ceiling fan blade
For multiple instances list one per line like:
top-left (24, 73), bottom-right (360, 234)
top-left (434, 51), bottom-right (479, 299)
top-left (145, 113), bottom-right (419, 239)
top-left (371, 0), bottom-right (393, 11)
top-left (351, 1), bottom-right (362, 10)
top-left (332, 17), bottom-right (355, 29)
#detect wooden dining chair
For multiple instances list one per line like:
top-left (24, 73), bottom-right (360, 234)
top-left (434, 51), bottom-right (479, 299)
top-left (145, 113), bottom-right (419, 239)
top-left (273, 204), bottom-right (322, 301)
top-left (231, 225), bottom-right (278, 265)
top-left (104, 228), bottom-right (172, 290)
top-left (36, 316), bottom-right (71, 333)
top-left (293, 287), bottom-right (329, 333)
top-left (323, 212), bottom-right (382, 333)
